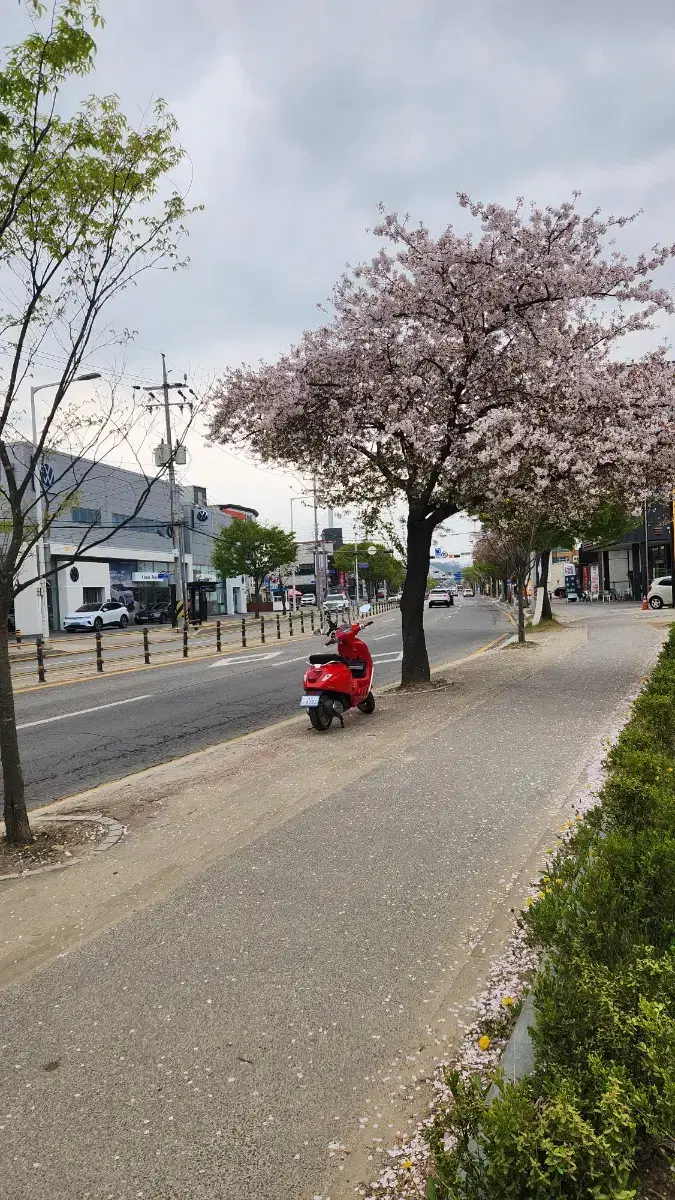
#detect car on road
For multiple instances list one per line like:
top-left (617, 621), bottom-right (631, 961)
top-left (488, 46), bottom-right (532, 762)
top-left (64, 600), bottom-right (130, 632)
top-left (428, 588), bottom-right (454, 608)
top-left (322, 590), bottom-right (350, 616)
top-left (462, 587), bottom-right (473, 597)
top-left (300, 593), bottom-right (316, 607)
top-left (648, 576), bottom-right (672, 609)
top-left (134, 605), bottom-right (170, 624)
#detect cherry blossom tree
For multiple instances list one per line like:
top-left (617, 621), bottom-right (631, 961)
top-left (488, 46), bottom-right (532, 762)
top-left (209, 196), bottom-right (675, 685)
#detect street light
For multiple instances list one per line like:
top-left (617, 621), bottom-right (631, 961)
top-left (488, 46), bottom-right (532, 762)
top-left (29, 372), bottom-right (102, 639)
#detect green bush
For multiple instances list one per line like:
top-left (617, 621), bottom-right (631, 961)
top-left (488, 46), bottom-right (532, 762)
top-left (424, 627), bottom-right (675, 1198)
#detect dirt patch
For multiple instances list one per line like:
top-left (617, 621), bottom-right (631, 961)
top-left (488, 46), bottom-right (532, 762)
top-left (505, 640), bottom-right (539, 649)
top-left (635, 1141), bottom-right (675, 1198)
top-left (388, 676), bottom-right (455, 694)
top-left (0, 818), bottom-right (108, 874)
top-left (527, 617), bottom-right (564, 633)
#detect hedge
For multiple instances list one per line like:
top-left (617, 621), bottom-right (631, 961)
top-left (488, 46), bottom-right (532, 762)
top-left (423, 629), bottom-right (675, 1199)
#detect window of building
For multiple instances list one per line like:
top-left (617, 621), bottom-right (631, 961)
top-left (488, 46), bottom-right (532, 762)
top-left (71, 507), bottom-right (101, 525)
top-left (112, 513), bottom-right (166, 530)
top-left (82, 586), bottom-right (103, 604)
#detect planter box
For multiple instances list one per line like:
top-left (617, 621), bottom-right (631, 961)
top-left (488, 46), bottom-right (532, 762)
top-left (247, 601), bottom-right (273, 614)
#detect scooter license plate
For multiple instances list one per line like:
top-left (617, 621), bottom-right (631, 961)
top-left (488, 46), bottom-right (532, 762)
top-left (300, 694), bottom-right (320, 708)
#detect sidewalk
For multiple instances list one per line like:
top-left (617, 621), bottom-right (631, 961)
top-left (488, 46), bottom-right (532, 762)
top-left (0, 607), bottom-right (666, 1200)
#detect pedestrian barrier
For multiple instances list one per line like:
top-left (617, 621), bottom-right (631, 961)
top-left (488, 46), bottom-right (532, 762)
top-left (10, 601), bottom-right (399, 686)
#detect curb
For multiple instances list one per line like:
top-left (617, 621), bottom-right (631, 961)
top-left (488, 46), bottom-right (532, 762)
top-left (0, 813), bottom-right (125, 881)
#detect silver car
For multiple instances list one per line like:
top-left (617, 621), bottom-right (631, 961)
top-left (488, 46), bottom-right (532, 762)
top-left (322, 591), bottom-right (350, 615)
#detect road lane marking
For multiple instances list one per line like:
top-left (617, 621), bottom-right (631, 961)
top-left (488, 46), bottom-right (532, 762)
top-left (372, 651), bottom-right (403, 662)
top-left (17, 694), bottom-right (155, 730)
top-left (270, 655), bottom-right (313, 666)
top-left (374, 632), bottom-right (398, 640)
top-left (207, 651), bottom-right (283, 669)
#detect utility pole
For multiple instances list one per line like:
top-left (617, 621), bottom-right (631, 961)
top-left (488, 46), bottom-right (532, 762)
top-left (313, 474), bottom-right (322, 604)
top-left (162, 353), bottom-right (188, 625)
top-left (136, 357), bottom-right (194, 627)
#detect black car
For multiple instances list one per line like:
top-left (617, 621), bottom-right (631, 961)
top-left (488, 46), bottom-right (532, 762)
top-left (552, 586), bottom-right (567, 598)
top-left (134, 605), bottom-right (170, 624)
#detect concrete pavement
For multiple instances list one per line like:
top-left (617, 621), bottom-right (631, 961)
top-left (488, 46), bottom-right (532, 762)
top-left (0, 604), bottom-right (666, 1200)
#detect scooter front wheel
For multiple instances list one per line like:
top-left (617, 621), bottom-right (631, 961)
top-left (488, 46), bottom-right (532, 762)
top-left (309, 703), bottom-right (333, 731)
top-left (357, 691), bottom-right (375, 714)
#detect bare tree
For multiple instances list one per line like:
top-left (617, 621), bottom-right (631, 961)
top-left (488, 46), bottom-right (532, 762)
top-left (0, 1), bottom-right (199, 843)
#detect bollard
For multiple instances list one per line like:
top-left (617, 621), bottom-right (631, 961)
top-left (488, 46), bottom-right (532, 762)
top-left (260, 615), bottom-right (265, 644)
top-left (143, 628), bottom-right (150, 665)
top-left (276, 613), bottom-right (281, 640)
top-left (35, 634), bottom-right (46, 683)
top-left (216, 620), bottom-right (222, 652)
top-left (15, 628), bottom-right (22, 647)
top-left (300, 610), bottom-right (305, 633)
top-left (183, 623), bottom-right (189, 658)
top-left (289, 612), bottom-right (294, 637)
top-left (95, 630), bottom-right (103, 673)
top-left (241, 618), bottom-right (247, 648)
top-left (310, 611), bottom-right (315, 632)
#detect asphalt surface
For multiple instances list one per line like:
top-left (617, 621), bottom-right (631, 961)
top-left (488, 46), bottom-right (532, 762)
top-left (0, 604), bottom-right (665, 1200)
top-left (14, 599), bottom-right (508, 809)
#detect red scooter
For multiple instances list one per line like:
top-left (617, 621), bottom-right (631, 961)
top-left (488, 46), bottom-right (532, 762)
top-left (301, 618), bottom-right (375, 731)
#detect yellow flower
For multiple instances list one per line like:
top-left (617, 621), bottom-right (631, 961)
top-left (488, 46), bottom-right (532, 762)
top-left (537, 890), bottom-right (545, 899)
top-left (525, 897), bottom-right (533, 908)
top-left (545, 887), bottom-right (552, 894)
top-left (555, 877), bottom-right (563, 885)
top-left (501, 996), bottom-right (514, 1007)
top-left (478, 1035), bottom-right (491, 1051)
top-left (546, 847), bottom-right (553, 854)
top-left (401, 1159), bottom-right (414, 1170)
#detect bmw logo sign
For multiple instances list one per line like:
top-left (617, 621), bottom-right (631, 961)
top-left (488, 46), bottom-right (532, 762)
top-left (196, 507), bottom-right (209, 523)
top-left (40, 460), bottom-right (56, 490)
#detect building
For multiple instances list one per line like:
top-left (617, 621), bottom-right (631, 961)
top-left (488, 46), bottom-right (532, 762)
top-left (8, 444), bottom-right (253, 634)
top-left (578, 501), bottom-right (673, 600)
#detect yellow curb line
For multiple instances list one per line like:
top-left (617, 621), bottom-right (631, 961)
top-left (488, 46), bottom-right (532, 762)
top-left (26, 628), bottom-right (511, 818)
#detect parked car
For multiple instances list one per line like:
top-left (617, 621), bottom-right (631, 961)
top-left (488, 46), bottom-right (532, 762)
top-left (134, 605), bottom-right (170, 624)
top-left (552, 586), bottom-right (567, 599)
top-left (462, 587), bottom-right (473, 597)
top-left (300, 593), bottom-right (316, 607)
top-left (322, 591), bottom-right (350, 615)
top-left (428, 588), bottom-right (454, 608)
top-left (64, 600), bottom-right (129, 632)
top-left (648, 577), bottom-right (672, 609)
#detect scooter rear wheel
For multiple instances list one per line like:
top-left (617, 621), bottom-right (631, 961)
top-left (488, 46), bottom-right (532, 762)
top-left (357, 691), bottom-right (375, 714)
top-left (309, 703), bottom-right (333, 731)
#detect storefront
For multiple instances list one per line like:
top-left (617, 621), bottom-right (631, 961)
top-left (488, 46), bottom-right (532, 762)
top-left (109, 561), bottom-right (171, 613)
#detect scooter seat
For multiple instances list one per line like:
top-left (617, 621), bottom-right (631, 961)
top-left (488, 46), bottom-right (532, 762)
top-left (308, 653), bottom-right (349, 666)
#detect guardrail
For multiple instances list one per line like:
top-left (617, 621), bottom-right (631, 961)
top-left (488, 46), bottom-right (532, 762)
top-left (10, 600), bottom-right (399, 687)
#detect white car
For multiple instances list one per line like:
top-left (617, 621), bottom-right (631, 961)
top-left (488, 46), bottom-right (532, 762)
top-left (648, 577), bottom-right (672, 609)
top-left (300, 593), bottom-right (316, 607)
top-left (322, 591), bottom-right (350, 615)
top-left (428, 588), bottom-right (453, 608)
top-left (64, 600), bottom-right (130, 632)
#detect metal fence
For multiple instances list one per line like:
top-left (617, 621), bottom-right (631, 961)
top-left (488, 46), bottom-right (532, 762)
top-left (10, 600), bottom-right (398, 686)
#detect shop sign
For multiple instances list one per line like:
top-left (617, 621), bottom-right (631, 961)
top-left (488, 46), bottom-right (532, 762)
top-left (590, 563), bottom-right (600, 596)
top-left (563, 563), bottom-right (576, 576)
top-left (132, 571), bottom-right (169, 582)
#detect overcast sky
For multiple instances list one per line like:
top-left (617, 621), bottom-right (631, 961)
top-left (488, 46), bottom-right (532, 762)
top-left (9, 0), bottom-right (675, 547)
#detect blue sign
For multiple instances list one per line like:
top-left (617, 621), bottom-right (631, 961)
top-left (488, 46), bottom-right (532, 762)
top-left (40, 460), bottom-right (55, 490)
top-left (358, 562), bottom-right (369, 569)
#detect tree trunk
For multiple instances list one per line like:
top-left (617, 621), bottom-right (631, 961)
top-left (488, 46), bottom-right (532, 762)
top-left (539, 550), bottom-right (552, 620)
top-left (400, 515), bottom-right (434, 686)
top-left (517, 576), bottom-right (526, 644)
top-left (0, 600), bottom-right (32, 845)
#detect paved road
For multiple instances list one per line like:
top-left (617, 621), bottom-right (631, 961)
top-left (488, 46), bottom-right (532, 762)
top-left (0, 604), bottom-right (664, 1200)
top-left (15, 599), bottom-right (508, 809)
